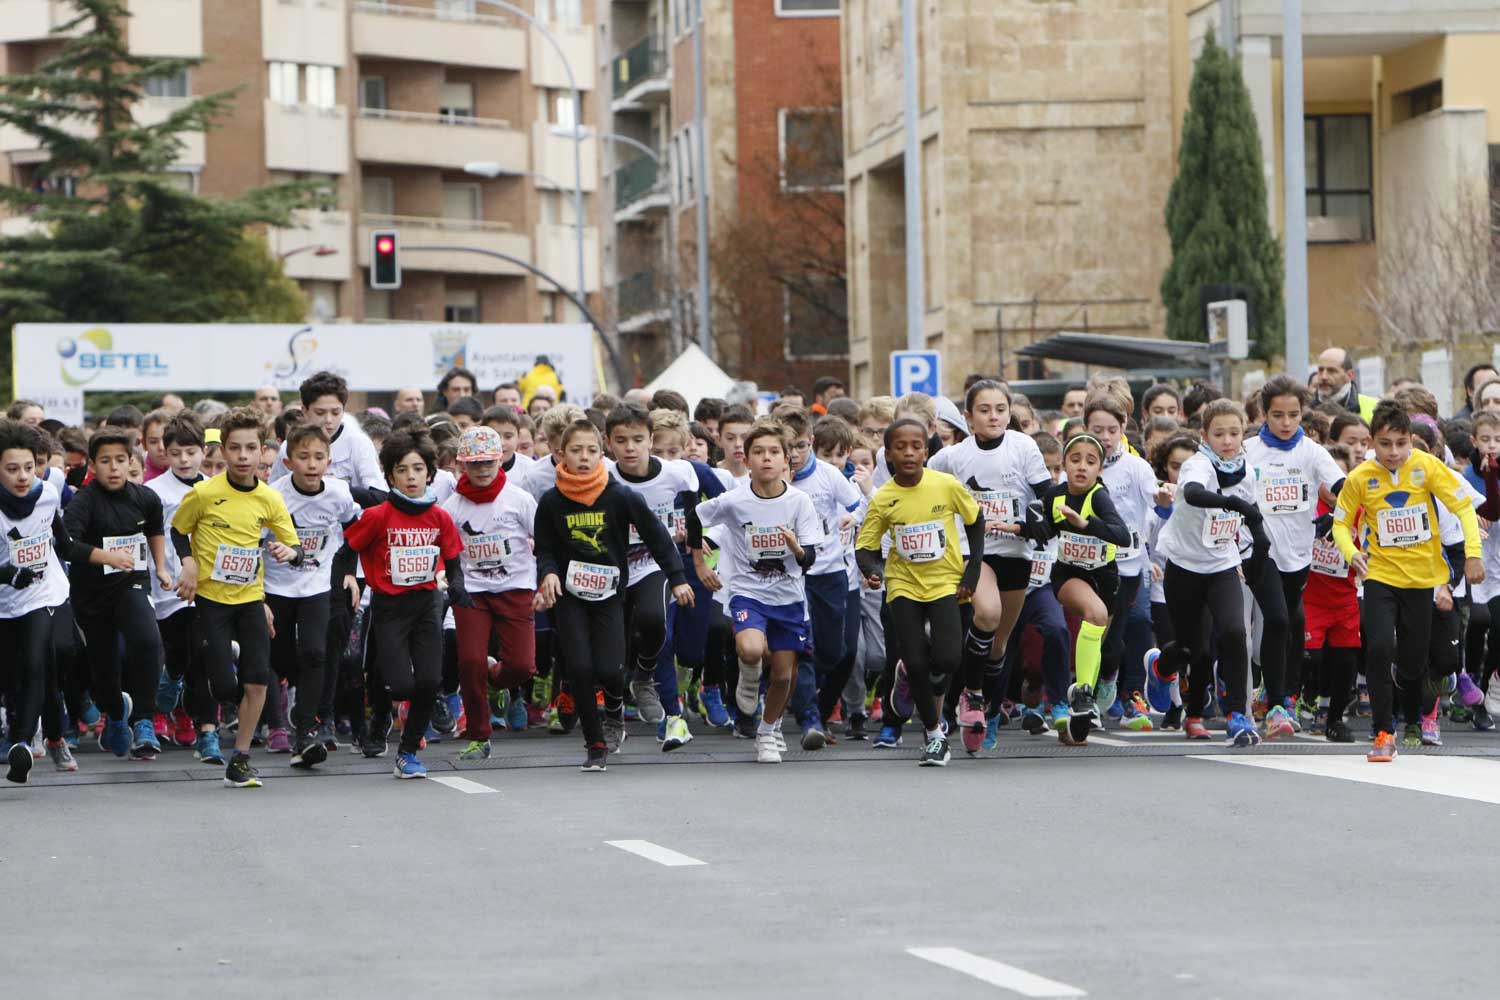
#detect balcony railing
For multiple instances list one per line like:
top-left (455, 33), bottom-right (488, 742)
top-left (353, 0), bottom-right (512, 27)
top-left (618, 270), bottom-right (664, 320)
top-left (357, 106), bottom-right (513, 130)
top-left (361, 213), bottom-right (515, 234)
top-left (615, 155), bottom-right (664, 210)
top-left (613, 35), bottom-right (665, 99)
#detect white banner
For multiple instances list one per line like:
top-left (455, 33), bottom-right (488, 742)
top-left (12, 323), bottom-right (595, 402)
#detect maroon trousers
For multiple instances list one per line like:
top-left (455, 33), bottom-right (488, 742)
top-left (453, 589), bottom-right (537, 740)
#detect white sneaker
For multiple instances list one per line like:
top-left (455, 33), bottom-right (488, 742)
top-left (755, 731), bottom-right (782, 763)
top-left (1486, 681), bottom-right (1500, 719)
top-left (772, 727), bottom-right (787, 753)
top-left (735, 662), bottom-right (763, 715)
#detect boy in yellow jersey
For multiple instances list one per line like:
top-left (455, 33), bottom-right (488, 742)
top-left (855, 419), bottom-right (985, 766)
top-left (1333, 401), bottom-right (1484, 762)
top-left (172, 408), bottom-right (304, 788)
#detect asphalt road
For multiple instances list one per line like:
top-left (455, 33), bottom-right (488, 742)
top-left (6, 719), bottom-right (1500, 998)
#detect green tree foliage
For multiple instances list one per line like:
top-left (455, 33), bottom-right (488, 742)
top-left (0, 0), bottom-right (314, 396)
top-left (1160, 29), bottom-right (1284, 359)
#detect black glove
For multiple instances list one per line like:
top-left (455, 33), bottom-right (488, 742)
top-left (448, 580), bottom-right (475, 609)
top-left (0, 564), bottom-right (34, 589)
top-left (1019, 501), bottom-right (1052, 547)
top-left (1227, 495), bottom-right (1262, 527)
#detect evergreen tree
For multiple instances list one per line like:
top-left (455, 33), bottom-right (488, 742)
top-left (0, 0), bottom-right (315, 394)
top-left (1160, 29), bottom-right (1284, 359)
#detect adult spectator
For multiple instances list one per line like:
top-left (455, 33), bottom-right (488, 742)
top-left (6, 399), bottom-right (44, 426)
top-left (253, 384), bottom-right (283, 419)
top-left (517, 355), bottom-right (564, 407)
top-left (494, 382), bottom-right (523, 409)
top-left (1476, 376), bottom-right (1500, 415)
top-left (811, 375), bottom-right (845, 415)
top-left (393, 386), bottom-right (425, 415)
top-left (1060, 384), bottom-right (1088, 417)
top-left (1455, 362), bottom-right (1499, 420)
top-left (438, 366), bottom-right (478, 407)
top-left (1313, 347), bottom-right (1376, 421)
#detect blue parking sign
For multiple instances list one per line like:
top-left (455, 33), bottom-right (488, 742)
top-left (890, 351), bottom-right (941, 396)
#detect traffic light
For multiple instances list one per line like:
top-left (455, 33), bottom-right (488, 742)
top-left (370, 229), bottom-right (400, 290)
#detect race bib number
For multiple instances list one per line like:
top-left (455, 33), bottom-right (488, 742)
top-left (1259, 475), bottom-right (1311, 515)
top-left (627, 504), bottom-right (678, 547)
top-left (894, 520), bottom-right (945, 563)
top-left (839, 520), bottom-right (856, 548)
top-left (389, 545), bottom-right (439, 587)
top-left (1057, 531), bottom-right (1109, 570)
top-left (1201, 510), bottom-right (1242, 548)
top-left (745, 525), bottom-right (790, 561)
top-left (1028, 548), bottom-right (1056, 589)
top-left (463, 531), bottom-right (510, 571)
top-left (974, 489), bottom-right (1021, 538)
top-left (1116, 528), bottom-right (1142, 561)
top-left (102, 533), bottom-right (147, 575)
top-left (1309, 537), bottom-right (1348, 577)
top-left (1376, 504), bottom-right (1431, 548)
top-left (9, 532), bottom-right (50, 576)
top-left (297, 526), bottom-right (330, 567)
top-left (565, 560), bottom-right (619, 601)
top-left (210, 545), bottom-right (262, 585)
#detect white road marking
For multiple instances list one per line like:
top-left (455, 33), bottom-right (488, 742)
top-left (605, 839), bottom-right (706, 867)
top-left (906, 947), bottom-right (1086, 997)
top-left (1194, 754), bottom-right (1500, 805)
top-left (429, 775), bottom-right (497, 795)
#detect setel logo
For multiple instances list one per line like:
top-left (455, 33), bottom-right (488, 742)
top-left (56, 328), bottom-right (169, 386)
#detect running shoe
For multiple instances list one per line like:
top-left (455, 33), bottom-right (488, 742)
top-left (582, 743), bottom-right (608, 772)
top-left (46, 739), bottom-right (78, 772)
top-left (546, 705), bottom-right (565, 734)
top-left (335, 717), bottom-right (354, 745)
top-left (957, 688), bottom-right (985, 755)
top-left (996, 700), bottom-right (1016, 727)
top-left (1450, 704), bottom-right (1472, 724)
top-left (1472, 703), bottom-right (1495, 732)
top-left (1066, 683), bottom-right (1098, 745)
top-left (194, 730), bottom-right (226, 765)
top-left (1049, 703), bottom-right (1069, 732)
top-left (362, 718), bottom-right (390, 759)
top-left (1144, 648), bottom-right (1173, 712)
top-left (890, 660), bottom-right (914, 720)
top-left (603, 713), bottom-right (627, 754)
top-left (733, 711), bottom-right (757, 739)
top-left (868, 696), bottom-right (883, 724)
top-left (984, 714), bottom-right (1002, 749)
top-left (1486, 681), bottom-right (1500, 720)
top-left (755, 731), bottom-right (782, 763)
top-left (846, 713), bottom-right (868, 740)
top-left (626, 676), bottom-right (661, 725)
top-left (78, 696), bottom-right (100, 728)
top-left (223, 753), bottom-right (262, 788)
top-left (153, 712), bottom-right (171, 747)
top-left (130, 718), bottom-right (161, 760)
top-left (265, 727), bottom-right (292, 754)
top-left (526, 703), bottom-right (546, 729)
top-left (318, 720), bottom-right (339, 752)
top-left (1367, 731), bottom-right (1397, 762)
top-left (735, 662), bottom-right (762, 715)
top-left (1439, 673), bottom-right (1459, 698)
top-left (873, 724), bottom-right (902, 749)
top-left (799, 718), bottom-right (826, 751)
top-left (458, 739), bottom-right (492, 762)
top-left (171, 707), bottom-right (195, 747)
top-left (1161, 704), bottom-right (1185, 731)
top-left (1120, 691), bottom-right (1154, 731)
top-left (1324, 719), bottom-right (1354, 743)
top-left (1262, 705), bottom-right (1296, 741)
top-left (1280, 697), bottom-right (1303, 733)
top-left (5, 742), bottom-right (32, 784)
top-left (1183, 716), bottom-right (1211, 740)
top-left (489, 686), bottom-right (507, 730)
top-left (1019, 705), bottom-right (1046, 737)
top-left (1226, 711), bottom-right (1261, 748)
top-left (828, 702), bottom-right (843, 725)
top-left (771, 726), bottom-right (788, 753)
top-left (104, 692), bottom-right (133, 758)
top-left (289, 732), bottom-right (328, 769)
top-left (1400, 723), bottom-right (1423, 748)
top-left (1251, 685), bottom-right (1268, 721)
top-left (506, 691), bottom-right (530, 731)
top-left (1311, 708), bottom-right (1329, 736)
top-left (1295, 695), bottom-right (1319, 730)
top-left (1420, 707), bottom-right (1442, 747)
top-left (918, 734), bottom-right (951, 767)
top-left (1101, 679), bottom-right (1122, 722)
top-left (393, 751), bottom-right (427, 779)
top-left (429, 694), bottom-right (452, 737)
top-left (1356, 683), bottom-right (1371, 718)
top-left (699, 685), bottom-right (730, 728)
top-left (64, 727), bottom-right (79, 751)
top-left (662, 715), bottom-right (694, 752)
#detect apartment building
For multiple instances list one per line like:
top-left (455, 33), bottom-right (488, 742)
top-left (2, 0), bottom-right (601, 337)
top-left (599, 0), bottom-right (844, 388)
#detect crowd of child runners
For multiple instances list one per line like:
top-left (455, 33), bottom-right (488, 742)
top-left (3, 348), bottom-right (1499, 786)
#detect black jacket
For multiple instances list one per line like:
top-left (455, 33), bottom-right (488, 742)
top-left (535, 479), bottom-right (687, 600)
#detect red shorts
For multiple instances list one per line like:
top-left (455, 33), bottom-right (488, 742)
top-left (1304, 600), bottom-right (1360, 650)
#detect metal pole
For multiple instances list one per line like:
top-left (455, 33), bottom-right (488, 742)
top-left (1282, 0), bottom-right (1309, 378)
top-left (692, 7), bottom-right (712, 358)
top-left (901, 0), bottom-right (924, 354)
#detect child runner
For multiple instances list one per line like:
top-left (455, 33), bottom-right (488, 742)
top-left (1461, 412), bottom-right (1500, 730)
top-left (1302, 443), bottom-right (1360, 743)
top-left (1143, 433), bottom-right (1199, 729)
top-left (716, 405), bottom-right (755, 488)
top-left (855, 419), bottom-right (984, 766)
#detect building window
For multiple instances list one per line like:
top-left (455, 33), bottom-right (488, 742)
top-left (671, 125), bottom-right (696, 205)
top-left (435, 0), bottom-right (476, 19)
top-left (359, 76), bottom-right (387, 112)
top-left (365, 289), bottom-right (392, 320)
top-left (552, 91), bottom-right (577, 130)
top-left (362, 176), bottom-right (395, 216)
top-left (305, 65), bottom-right (336, 109)
top-left (538, 0), bottom-right (582, 26)
top-left (440, 81), bottom-right (475, 121)
top-left (445, 289), bottom-right (480, 323)
top-left (784, 280), bottom-right (849, 360)
top-left (1304, 114), bottom-right (1372, 243)
top-left (780, 108), bottom-right (843, 191)
top-left (268, 62), bottom-right (299, 106)
top-left (776, 0), bottom-right (839, 16)
top-left (442, 182), bottom-right (482, 222)
top-left (1394, 81), bottom-right (1442, 125)
top-left (144, 68), bottom-right (188, 99)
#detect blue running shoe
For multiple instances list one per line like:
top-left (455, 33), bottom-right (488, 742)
top-left (194, 729), bottom-right (226, 765)
top-left (982, 714), bottom-right (1001, 750)
top-left (1144, 648), bottom-right (1173, 712)
top-left (393, 751), bottom-right (427, 779)
top-left (1226, 711), bottom-right (1262, 748)
top-left (155, 672), bottom-right (184, 714)
top-left (506, 691), bottom-right (528, 732)
top-left (873, 724), bottom-right (902, 749)
top-left (700, 685), bottom-right (731, 728)
top-left (423, 723), bottom-right (442, 744)
top-left (1020, 705), bottom-right (1047, 736)
top-left (1049, 703), bottom-right (1069, 732)
top-left (440, 691), bottom-right (463, 735)
top-left (1106, 698), bottom-right (1125, 722)
top-left (78, 696), bottom-right (101, 728)
top-left (130, 719), bottom-right (161, 759)
top-left (104, 718), bottom-right (132, 758)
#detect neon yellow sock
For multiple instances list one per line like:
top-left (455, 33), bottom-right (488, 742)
top-left (1075, 621), bottom-right (1107, 690)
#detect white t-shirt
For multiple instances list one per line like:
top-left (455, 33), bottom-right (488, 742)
top-left (695, 483), bottom-right (823, 607)
top-left (1146, 504), bottom-right (1171, 604)
top-left (928, 433), bottom-right (1051, 560)
top-left (1157, 451), bottom-right (1256, 575)
top-left (264, 476), bottom-right (362, 599)
top-left (612, 458), bottom-right (699, 587)
top-left (442, 483), bottom-right (538, 594)
top-left (432, 468), bottom-right (457, 505)
top-left (147, 471), bottom-right (202, 619)
top-left (789, 457), bottom-right (863, 578)
top-left (1437, 476), bottom-right (1479, 600)
top-left (1099, 450), bottom-right (1157, 578)
top-left (525, 456), bottom-right (560, 501)
top-left (271, 419), bottom-right (384, 489)
top-left (0, 480), bottom-right (69, 618)
top-left (1471, 479), bottom-right (1500, 604)
top-left (1244, 432), bottom-right (1345, 573)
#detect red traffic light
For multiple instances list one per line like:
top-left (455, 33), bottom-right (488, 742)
top-left (376, 237), bottom-right (394, 254)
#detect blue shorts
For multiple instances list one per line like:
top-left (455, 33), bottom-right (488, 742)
top-left (728, 595), bottom-right (808, 653)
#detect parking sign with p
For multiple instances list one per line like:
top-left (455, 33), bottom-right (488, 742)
top-left (891, 350), bottom-right (941, 396)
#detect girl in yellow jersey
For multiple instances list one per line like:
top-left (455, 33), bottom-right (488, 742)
top-left (855, 420), bottom-right (984, 766)
top-left (1333, 401), bottom-right (1484, 763)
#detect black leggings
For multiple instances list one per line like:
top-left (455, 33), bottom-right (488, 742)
top-left (886, 596), bottom-right (961, 732)
top-left (1, 606), bottom-right (62, 745)
top-left (52, 600), bottom-right (87, 726)
top-left (1469, 597), bottom-right (1500, 688)
top-left (266, 591), bottom-right (332, 734)
top-left (1361, 579), bottom-right (1434, 734)
top-left (197, 597), bottom-right (272, 702)
top-left (624, 572), bottom-right (670, 675)
top-left (159, 606), bottom-right (215, 727)
top-left (1163, 562), bottom-right (1249, 719)
top-left (1307, 645), bottom-right (1359, 721)
top-left (1100, 573), bottom-right (1142, 684)
top-left (369, 590), bottom-right (443, 755)
top-left (1249, 561), bottom-right (1311, 707)
top-left (552, 593), bottom-right (626, 747)
top-left (77, 588), bottom-right (161, 724)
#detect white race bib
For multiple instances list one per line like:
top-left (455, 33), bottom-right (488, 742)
top-left (1057, 531), bottom-right (1109, 570)
top-left (745, 524), bottom-right (790, 561)
top-left (102, 533), bottom-right (147, 575)
top-left (894, 520), bottom-right (945, 563)
top-left (1376, 504), bottom-right (1431, 548)
top-left (1116, 528), bottom-right (1142, 562)
top-left (1309, 537), bottom-right (1348, 577)
top-left (210, 544), bottom-right (262, 585)
top-left (9, 532), bottom-right (51, 576)
top-left (463, 531), bottom-right (510, 571)
top-left (974, 489), bottom-right (1021, 538)
top-left (628, 503), bottom-right (678, 547)
top-left (1259, 475), bottom-right (1311, 515)
top-left (1201, 510), bottom-right (1242, 548)
top-left (296, 526), bottom-right (330, 567)
top-left (1028, 548), bottom-right (1056, 589)
top-left (564, 560), bottom-right (620, 601)
top-left (389, 545), bottom-right (439, 587)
